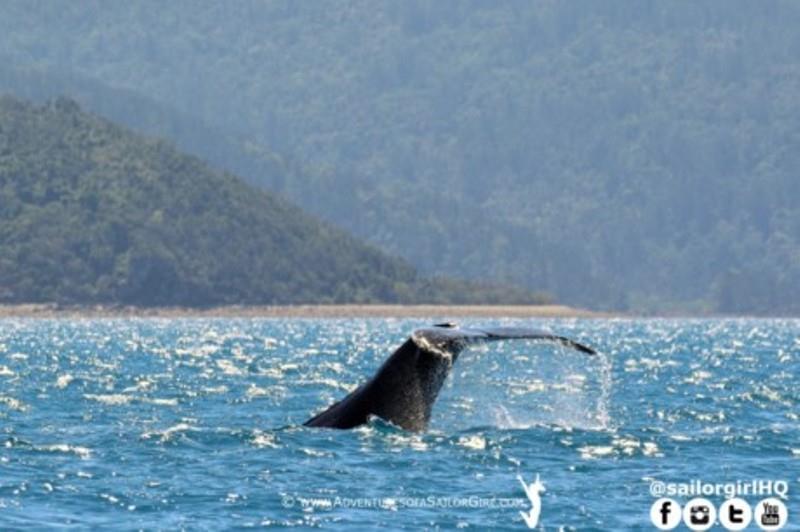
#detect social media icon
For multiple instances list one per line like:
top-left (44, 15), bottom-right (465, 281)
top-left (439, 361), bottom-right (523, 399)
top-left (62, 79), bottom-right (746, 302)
top-left (718, 498), bottom-right (752, 531)
top-left (754, 497), bottom-right (788, 531)
top-left (683, 497), bottom-right (716, 531)
top-left (650, 498), bottom-right (682, 530)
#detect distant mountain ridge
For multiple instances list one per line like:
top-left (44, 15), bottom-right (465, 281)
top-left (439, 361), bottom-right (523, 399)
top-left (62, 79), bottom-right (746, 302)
top-left (2, 2), bottom-right (799, 312)
top-left (0, 96), bottom-right (546, 306)
top-left (0, 61), bottom-right (295, 196)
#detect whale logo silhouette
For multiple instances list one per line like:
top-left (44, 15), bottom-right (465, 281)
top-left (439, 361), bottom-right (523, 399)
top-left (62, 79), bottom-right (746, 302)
top-left (518, 474), bottom-right (545, 529)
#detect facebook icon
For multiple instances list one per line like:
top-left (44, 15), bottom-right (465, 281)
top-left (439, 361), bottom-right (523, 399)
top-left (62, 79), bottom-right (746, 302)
top-left (651, 498), bottom-right (682, 530)
top-left (661, 500), bottom-right (673, 524)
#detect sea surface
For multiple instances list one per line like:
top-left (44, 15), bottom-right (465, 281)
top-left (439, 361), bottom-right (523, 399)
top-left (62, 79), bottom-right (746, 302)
top-left (0, 318), bottom-right (797, 530)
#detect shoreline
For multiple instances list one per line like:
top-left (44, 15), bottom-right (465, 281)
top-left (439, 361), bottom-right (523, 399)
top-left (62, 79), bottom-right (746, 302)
top-left (0, 303), bottom-right (609, 319)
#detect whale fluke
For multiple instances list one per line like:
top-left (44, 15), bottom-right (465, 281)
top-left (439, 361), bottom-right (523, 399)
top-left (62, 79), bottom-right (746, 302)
top-left (304, 324), bottom-right (595, 432)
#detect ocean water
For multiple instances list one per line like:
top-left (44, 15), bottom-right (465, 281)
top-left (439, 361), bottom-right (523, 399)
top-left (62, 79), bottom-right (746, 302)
top-left (0, 318), bottom-right (797, 530)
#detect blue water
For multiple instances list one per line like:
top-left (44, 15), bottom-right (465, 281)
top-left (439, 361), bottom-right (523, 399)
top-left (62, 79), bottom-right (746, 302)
top-left (0, 318), bottom-right (797, 530)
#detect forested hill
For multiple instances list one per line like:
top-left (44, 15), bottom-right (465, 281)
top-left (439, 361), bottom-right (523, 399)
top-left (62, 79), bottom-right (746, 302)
top-left (1, 2), bottom-right (799, 313)
top-left (0, 97), bottom-right (544, 306)
top-left (0, 62), bottom-right (294, 202)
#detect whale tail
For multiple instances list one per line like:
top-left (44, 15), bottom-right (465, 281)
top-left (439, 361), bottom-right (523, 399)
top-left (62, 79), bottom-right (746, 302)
top-left (304, 323), bottom-right (596, 431)
top-left (425, 325), bottom-right (596, 356)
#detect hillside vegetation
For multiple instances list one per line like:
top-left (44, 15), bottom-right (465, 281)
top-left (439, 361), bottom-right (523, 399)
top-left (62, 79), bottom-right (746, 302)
top-left (0, 62), bottom-right (292, 199)
top-left (1, 1), bottom-right (799, 312)
top-left (0, 97), bottom-right (545, 306)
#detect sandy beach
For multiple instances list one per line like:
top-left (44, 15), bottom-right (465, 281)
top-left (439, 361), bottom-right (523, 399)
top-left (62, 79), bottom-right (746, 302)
top-left (0, 303), bottom-right (607, 319)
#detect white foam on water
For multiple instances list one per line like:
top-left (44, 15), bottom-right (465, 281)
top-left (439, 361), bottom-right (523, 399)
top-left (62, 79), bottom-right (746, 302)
top-left (84, 393), bottom-right (132, 405)
top-left (37, 444), bottom-right (92, 459)
top-left (0, 396), bottom-right (27, 411)
top-left (216, 359), bottom-right (245, 376)
top-left (251, 431), bottom-right (279, 448)
top-left (144, 397), bottom-right (178, 406)
top-left (55, 374), bottom-right (74, 389)
top-left (577, 445), bottom-right (615, 459)
top-left (141, 422), bottom-right (196, 442)
top-left (456, 434), bottom-right (487, 450)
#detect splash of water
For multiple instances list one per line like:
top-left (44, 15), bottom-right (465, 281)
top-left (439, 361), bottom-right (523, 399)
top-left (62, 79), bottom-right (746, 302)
top-left (434, 342), bottom-right (613, 432)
